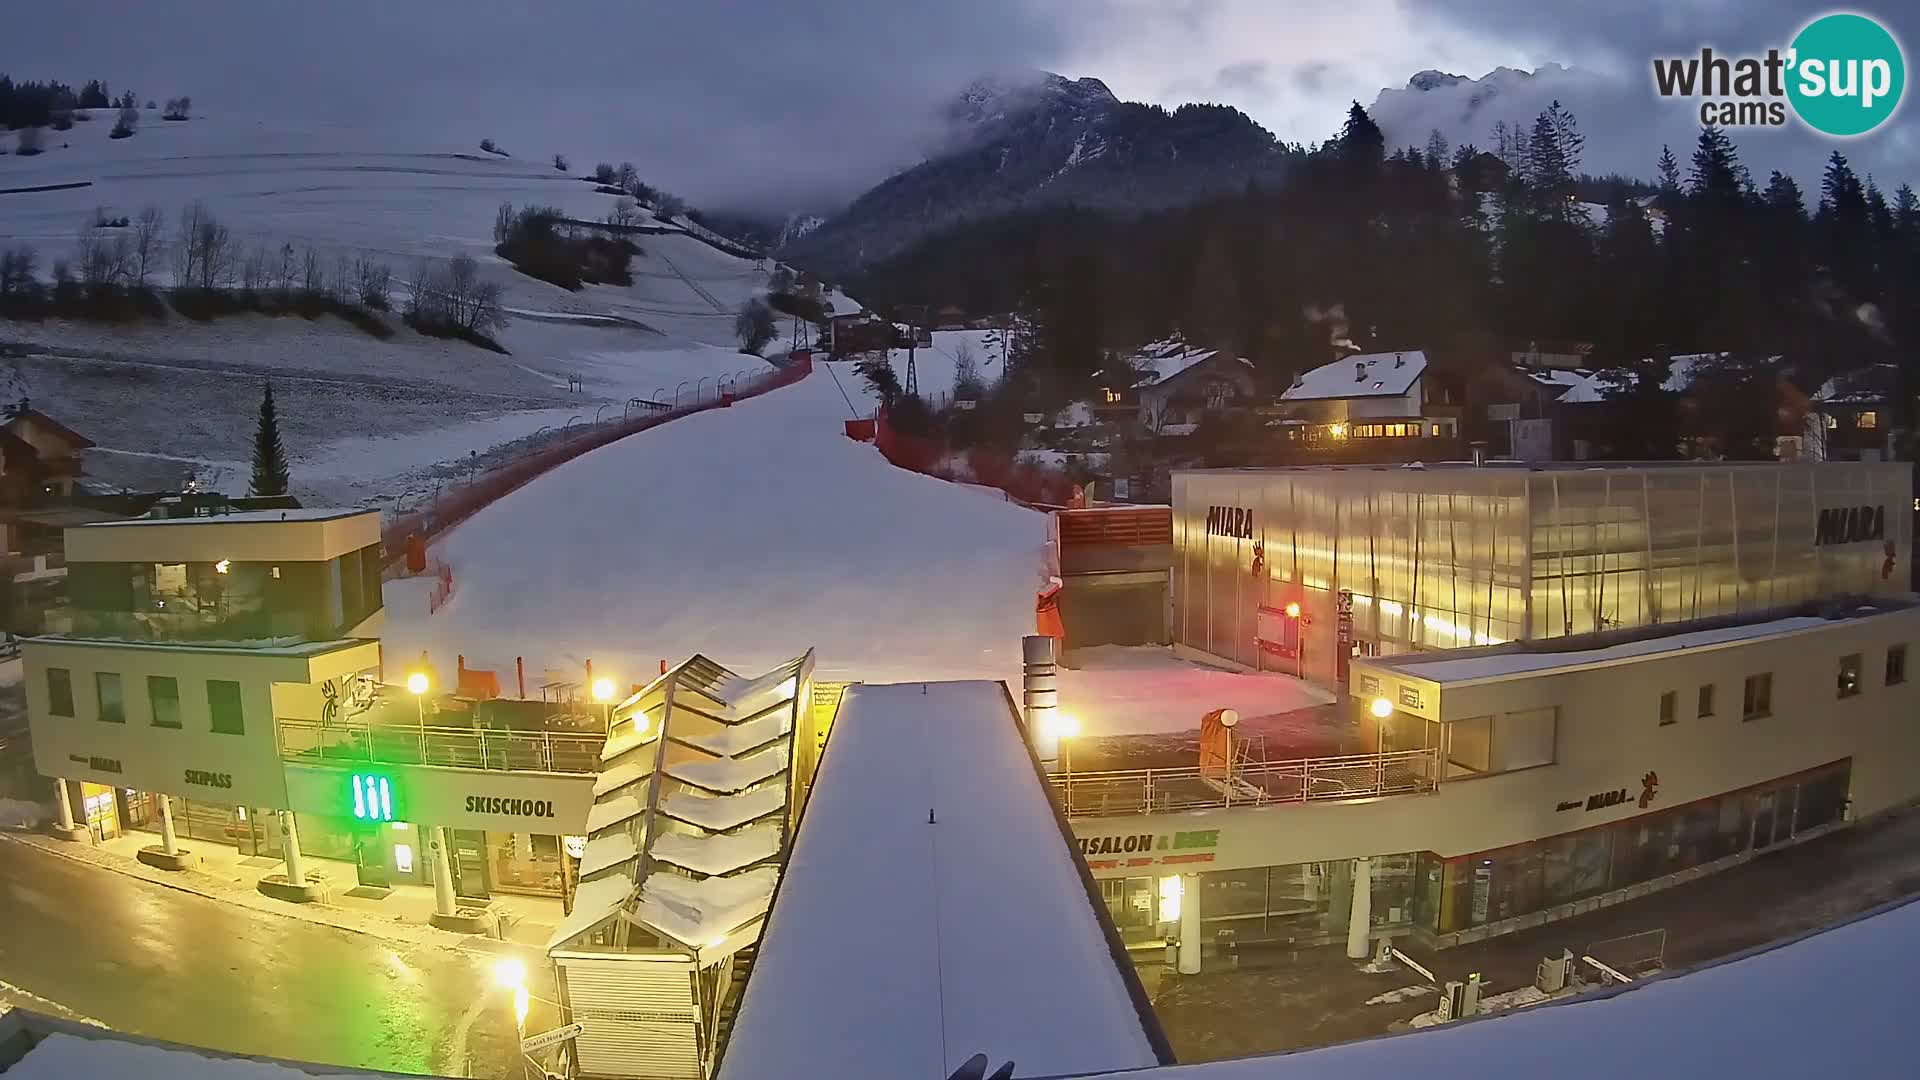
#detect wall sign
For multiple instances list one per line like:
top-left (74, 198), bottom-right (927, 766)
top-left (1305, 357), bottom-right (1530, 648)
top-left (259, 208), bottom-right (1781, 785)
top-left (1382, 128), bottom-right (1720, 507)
top-left (1205, 506), bottom-right (1255, 539)
top-left (1815, 505), bottom-right (1885, 546)
top-left (1557, 772), bottom-right (1659, 813)
top-left (184, 769), bottom-right (234, 790)
top-left (1075, 829), bottom-right (1220, 872)
top-left (1398, 685), bottom-right (1423, 709)
top-left (465, 795), bottom-right (556, 819)
top-left (69, 752), bottom-right (121, 773)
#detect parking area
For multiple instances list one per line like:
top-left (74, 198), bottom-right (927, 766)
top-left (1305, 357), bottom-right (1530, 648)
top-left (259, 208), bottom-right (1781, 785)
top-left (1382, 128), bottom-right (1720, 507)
top-left (1148, 803), bottom-right (1920, 1063)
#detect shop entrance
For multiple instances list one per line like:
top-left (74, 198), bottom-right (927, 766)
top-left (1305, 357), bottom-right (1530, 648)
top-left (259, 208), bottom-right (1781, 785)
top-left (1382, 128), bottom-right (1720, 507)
top-left (79, 782), bottom-right (120, 843)
top-left (450, 828), bottom-right (492, 901)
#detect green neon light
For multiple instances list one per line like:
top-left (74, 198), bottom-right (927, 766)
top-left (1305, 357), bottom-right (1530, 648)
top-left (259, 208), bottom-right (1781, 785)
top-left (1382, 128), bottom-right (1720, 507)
top-left (350, 773), bottom-right (395, 822)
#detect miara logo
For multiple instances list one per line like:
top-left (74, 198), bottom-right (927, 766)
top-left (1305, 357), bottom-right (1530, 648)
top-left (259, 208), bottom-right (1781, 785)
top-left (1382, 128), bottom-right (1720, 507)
top-left (1815, 504), bottom-right (1886, 546)
top-left (1652, 13), bottom-right (1906, 136)
top-left (1205, 505), bottom-right (1254, 539)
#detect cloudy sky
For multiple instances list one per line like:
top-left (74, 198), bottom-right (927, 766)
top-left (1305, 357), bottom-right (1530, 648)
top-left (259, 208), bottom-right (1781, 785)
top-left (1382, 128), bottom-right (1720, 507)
top-left (4, 1), bottom-right (1915, 211)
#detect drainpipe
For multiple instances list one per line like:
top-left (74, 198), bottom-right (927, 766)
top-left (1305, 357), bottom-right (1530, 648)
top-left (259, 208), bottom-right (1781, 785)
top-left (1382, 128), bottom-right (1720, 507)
top-left (1022, 635), bottom-right (1059, 762)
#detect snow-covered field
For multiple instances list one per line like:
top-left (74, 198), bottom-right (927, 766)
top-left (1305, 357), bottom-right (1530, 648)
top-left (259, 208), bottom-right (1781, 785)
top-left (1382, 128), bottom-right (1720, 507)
top-left (381, 363), bottom-right (1050, 686)
top-left (0, 109), bottom-right (788, 505)
top-left (1059, 645), bottom-right (1335, 737)
top-left (878, 328), bottom-right (1009, 404)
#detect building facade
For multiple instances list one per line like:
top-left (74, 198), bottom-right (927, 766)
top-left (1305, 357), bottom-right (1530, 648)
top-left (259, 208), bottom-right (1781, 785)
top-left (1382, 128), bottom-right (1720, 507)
top-left (1173, 461), bottom-right (1911, 685)
top-left (1063, 599), bottom-right (1920, 960)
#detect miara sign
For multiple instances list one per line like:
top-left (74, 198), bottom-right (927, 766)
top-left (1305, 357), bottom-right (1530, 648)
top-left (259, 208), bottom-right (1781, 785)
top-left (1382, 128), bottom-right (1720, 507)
top-left (1815, 504), bottom-right (1885, 547)
top-left (1205, 505), bottom-right (1255, 539)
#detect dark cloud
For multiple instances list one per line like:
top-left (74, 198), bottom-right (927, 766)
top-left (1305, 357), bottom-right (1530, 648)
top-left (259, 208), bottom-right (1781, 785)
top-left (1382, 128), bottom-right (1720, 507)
top-left (1400, 2), bottom-right (1920, 187)
top-left (1293, 63), bottom-right (1336, 95)
top-left (0, 0), bottom-right (1075, 212)
top-left (1215, 60), bottom-right (1271, 95)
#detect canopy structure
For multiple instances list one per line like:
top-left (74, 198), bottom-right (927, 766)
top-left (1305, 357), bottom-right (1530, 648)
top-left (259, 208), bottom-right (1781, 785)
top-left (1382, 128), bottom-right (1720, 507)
top-left (549, 651), bottom-right (818, 1080)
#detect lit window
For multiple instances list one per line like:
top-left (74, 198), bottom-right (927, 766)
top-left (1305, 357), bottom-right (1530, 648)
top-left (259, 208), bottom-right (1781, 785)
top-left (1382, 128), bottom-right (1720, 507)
top-left (1102, 388), bottom-right (1121, 404)
top-left (1825, 414), bottom-right (1839, 429)
top-left (1887, 645), bottom-right (1907, 687)
top-left (1837, 654), bottom-right (1863, 699)
top-left (1430, 424), bottom-right (1440, 437)
top-left (1857, 411), bottom-right (1878, 429)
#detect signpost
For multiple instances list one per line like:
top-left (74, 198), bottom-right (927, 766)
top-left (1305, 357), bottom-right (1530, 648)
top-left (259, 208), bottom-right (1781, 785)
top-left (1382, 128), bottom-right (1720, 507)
top-left (521, 1022), bottom-right (584, 1054)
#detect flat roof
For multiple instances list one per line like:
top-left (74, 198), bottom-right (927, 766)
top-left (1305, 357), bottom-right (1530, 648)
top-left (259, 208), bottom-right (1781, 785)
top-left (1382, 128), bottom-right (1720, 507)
top-left (82, 507), bottom-right (374, 527)
top-left (720, 681), bottom-right (1167, 1080)
top-left (1069, 895), bottom-right (1920, 1080)
top-left (1363, 603), bottom-right (1913, 687)
top-left (1176, 460), bottom-right (1908, 476)
top-left (23, 635), bottom-right (381, 658)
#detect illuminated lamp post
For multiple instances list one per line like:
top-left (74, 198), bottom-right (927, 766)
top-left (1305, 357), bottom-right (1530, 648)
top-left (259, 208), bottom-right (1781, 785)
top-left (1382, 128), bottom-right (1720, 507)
top-left (407, 671), bottom-right (430, 763)
top-left (592, 677), bottom-right (616, 734)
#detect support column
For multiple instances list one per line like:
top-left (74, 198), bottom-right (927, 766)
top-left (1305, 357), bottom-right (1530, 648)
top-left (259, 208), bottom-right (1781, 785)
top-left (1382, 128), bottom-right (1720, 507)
top-left (430, 825), bottom-right (457, 918)
top-left (157, 794), bottom-right (179, 855)
top-left (281, 810), bottom-right (306, 884)
top-left (1346, 856), bottom-right (1374, 960)
top-left (1177, 873), bottom-right (1202, 975)
top-left (50, 777), bottom-right (76, 830)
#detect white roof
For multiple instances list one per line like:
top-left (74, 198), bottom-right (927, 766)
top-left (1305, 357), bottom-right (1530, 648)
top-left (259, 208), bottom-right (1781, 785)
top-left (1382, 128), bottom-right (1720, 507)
top-left (1368, 613), bottom-right (1849, 686)
top-left (85, 507), bottom-right (372, 527)
top-left (1283, 351), bottom-right (1427, 401)
top-left (633, 865), bottom-right (778, 945)
top-left (1659, 352), bottom-right (1726, 392)
top-left (4, 1030), bottom-right (401, 1080)
top-left (1078, 896), bottom-right (1920, 1080)
top-left (546, 871), bottom-right (632, 948)
top-left (1524, 367), bottom-right (1608, 404)
top-left (661, 785), bottom-right (787, 830)
top-left (665, 745), bottom-right (787, 792)
top-left (720, 681), bottom-right (1163, 1080)
top-left (651, 823), bottom-right (781, 875)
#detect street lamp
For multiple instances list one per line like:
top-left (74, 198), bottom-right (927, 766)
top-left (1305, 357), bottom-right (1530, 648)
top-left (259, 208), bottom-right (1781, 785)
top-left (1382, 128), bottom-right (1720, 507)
top-left (1370, 696), bottom-right (1393, 719)
top-left (493, 956), bottom-right (530, 1076)
top-left (407, 672), bottom-right (430, 757)
top-left (592, 677), bottom-right (617, 732)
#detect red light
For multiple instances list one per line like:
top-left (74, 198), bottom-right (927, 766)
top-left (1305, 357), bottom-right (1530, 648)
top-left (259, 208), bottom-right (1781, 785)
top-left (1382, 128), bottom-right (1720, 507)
top-left (1284, 602), bottom-right (1302, 618)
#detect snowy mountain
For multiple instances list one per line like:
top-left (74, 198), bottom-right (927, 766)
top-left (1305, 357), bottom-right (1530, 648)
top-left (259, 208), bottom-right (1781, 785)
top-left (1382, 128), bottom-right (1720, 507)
top-left (785, 71), bottom-right (1294, 273)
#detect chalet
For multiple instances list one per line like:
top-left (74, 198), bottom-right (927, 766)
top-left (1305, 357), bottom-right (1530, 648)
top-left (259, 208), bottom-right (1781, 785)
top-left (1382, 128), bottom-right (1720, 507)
top-left (2, 401), bottom-right (92, 498)
top-left (1274, 350), bottom-right (1461, 459)
top-left (1092, 340), bottom-right (1257, 434)
top-left (1807, 364), bottom-right (1899, 462)
top-left (1466, 363), bottom-right (1610, 460)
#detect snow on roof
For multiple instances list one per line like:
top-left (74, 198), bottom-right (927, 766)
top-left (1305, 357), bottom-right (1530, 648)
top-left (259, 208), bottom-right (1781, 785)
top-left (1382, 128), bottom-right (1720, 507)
top-left (661, 785), bottom-right (787, 830)
top-left (651, 823), bottom-right (781, 875)
top-left (1368, 612), bottom-right (1862, 686)
top-left (1813, 364), bottom-right (1897, 404)
top-left (579, 831), bottom-right (639, 879)
top-left (547, 871), bottom-right (632, 948)
top-left (1120, 338), bottom-right (1254, 388)
top-left (3, 1030), bottom-right (401, 1080)
top-left (720, 681), bottom-right (1164, 1080)
top-left (633, 865), bottom-right (779, 946)
top-left (592, 758), bottom-right (653, 797)
top-left (665, 744), bottom-right (788, 792)
top-left (678, 710), bottom-right (790, 755)
top-left (85, 507), bottom-right (373, 527)
top-left (1081, 895), bottom-right (1920, 1080)
top-left (1659, 352), bottom-right (1728, 392)
top-left (585, 793), bottom-right (644, 833)
top-left (1283, 351), bottom-right (1428, 401)
top-left (1523, 367), bottom-right (1609, 404)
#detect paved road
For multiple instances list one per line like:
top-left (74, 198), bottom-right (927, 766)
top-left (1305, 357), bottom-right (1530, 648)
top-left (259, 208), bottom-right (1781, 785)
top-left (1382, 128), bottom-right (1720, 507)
top-left (0, 838), bottom-right (547, 1077)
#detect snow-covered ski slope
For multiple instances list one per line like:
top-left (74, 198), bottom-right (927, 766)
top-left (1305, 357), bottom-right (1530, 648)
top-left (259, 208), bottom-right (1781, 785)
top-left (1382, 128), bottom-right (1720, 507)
top-left (383, 363), bottom-right (1049, 686)
top-left (0, 109), bottom-right (788, 502)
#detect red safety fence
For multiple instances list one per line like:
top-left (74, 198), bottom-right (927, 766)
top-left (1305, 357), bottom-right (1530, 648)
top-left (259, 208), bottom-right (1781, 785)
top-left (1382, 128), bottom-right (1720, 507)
top-left (383, 356), bottom-right (812, 568)
top-left (873, 409), bottom-right (1078, 507)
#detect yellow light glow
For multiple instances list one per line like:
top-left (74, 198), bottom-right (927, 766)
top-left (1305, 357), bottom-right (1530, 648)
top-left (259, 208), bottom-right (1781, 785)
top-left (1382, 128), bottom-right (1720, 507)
top-left (1044, 711), bottom-right (1080, 739)
top-left (1158, 875), bottom-right (1183, 923)
top-left (513, 985), bottom-right (529, 1027)
top-left (1370, 697), bottom-right (1394, 719)
top-left (1328, 423), bottom-right (1348, 439)
top-left (1283, 601), bottom-right (1301, 618)
top-left (591, 677), bottom-right (616, 703)
top-left (405, 672), bottom-right (430, 696)
top-left (631, 710), bottom-right (651, 734)
top-left (492, 956), bottom-right (527, 991)
top-left (214, 559), bottom-right (231, 574)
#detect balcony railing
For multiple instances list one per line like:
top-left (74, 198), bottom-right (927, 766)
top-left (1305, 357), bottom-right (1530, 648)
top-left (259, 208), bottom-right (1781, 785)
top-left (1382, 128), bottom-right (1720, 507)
top-left (278, 718), bottom-right (604, 774)
top-left (1051, 747), bottom-right (1439, 817)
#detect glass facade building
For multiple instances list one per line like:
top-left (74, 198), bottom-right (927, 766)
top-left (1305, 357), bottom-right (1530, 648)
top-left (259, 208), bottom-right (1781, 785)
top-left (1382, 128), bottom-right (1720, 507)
top-left (1174, 462), bottom-right (1911, 682)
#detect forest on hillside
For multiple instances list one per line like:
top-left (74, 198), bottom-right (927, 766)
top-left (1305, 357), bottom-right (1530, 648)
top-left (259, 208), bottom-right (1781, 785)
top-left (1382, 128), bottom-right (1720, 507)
top-left (852, 102), bottom-right (1920, 459)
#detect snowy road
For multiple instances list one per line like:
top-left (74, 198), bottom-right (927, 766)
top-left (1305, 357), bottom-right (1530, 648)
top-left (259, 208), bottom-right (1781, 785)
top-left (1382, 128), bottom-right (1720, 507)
top-left (0, 838), bottom-right (532, 1077)
top-left (383, 365), bottom-right (1051, 687)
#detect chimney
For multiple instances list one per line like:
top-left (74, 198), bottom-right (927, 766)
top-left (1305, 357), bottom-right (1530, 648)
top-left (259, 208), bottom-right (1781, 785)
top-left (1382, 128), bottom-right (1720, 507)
top-left (1394, 353), bottom-right (1405, 368)
top-left (1290, 374), bottom-right (1305, 390)
top-left (1355, 362), bottom-right (1368, 382)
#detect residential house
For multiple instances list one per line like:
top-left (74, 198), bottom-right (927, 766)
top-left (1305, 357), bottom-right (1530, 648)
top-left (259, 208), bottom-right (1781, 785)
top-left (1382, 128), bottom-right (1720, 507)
top-left (1, 401), bottom-right (92, 499)
top-left (1091, 339), bottom-right (1257, 436)
top-left (1807, 364), bottom-right (1898, 462)
top-left (1466, 363), bottom-right (1610, 460)
top-left (1273, 350), bottom-right (1463, 461)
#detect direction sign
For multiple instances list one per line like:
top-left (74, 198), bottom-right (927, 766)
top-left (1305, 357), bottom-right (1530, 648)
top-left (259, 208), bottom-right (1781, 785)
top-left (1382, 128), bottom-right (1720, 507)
top-left (521, 1023), bottom-right (585, 1053)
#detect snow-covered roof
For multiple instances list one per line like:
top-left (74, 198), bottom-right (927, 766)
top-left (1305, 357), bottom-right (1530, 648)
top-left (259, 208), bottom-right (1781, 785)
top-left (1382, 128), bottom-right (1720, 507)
top-left (1, 1026), bottom-right (408, 1080)
top-left (1813, 364), bottom-right (1897, 404)
top-left (1283, 351), bottom-right (1428, 401)
top-left (547, 871), bottom-right (632, 948)
top-left (84, 507), bottom-right (372, 527)
top-left (1119, 338), bottom-right (1254, 388)
top-left (651, 823), bottom-right (781, 875)
top-left (1075, 895), bottom-right (1920, 1079)
top-left (1523, 367), bottom-right (1608, 404)
top-left (1659, 352), bottom-right (1728, 392)
top-left (721, 680), bottom-right (1167, 1080)
top-left (661, 786), bottom-right (787, 831)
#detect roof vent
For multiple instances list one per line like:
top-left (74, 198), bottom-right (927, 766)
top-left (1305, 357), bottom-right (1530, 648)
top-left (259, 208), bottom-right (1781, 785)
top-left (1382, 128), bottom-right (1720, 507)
top-left (1355, 362), bottom-right (1368, 382)
top-left (1394, 353), bottom-right (1405, 368)
top-left (1290, 373), bottom-right (1305, 389)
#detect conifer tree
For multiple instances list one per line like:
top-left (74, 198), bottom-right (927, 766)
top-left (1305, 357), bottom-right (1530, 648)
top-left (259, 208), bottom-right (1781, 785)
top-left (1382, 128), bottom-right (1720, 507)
top-left (250, 382), bottom-right (290, 497)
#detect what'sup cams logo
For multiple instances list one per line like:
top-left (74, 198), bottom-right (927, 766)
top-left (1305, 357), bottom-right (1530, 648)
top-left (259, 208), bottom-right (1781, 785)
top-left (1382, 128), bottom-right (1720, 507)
top-left (1653, 12), bottom-right (1905, 136)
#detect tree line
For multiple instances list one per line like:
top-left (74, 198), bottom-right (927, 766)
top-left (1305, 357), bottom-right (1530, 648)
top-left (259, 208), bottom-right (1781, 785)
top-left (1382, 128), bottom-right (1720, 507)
top-left (1, 73), bottom-right (153, 130)
top-left (854, 99), bottom-right (1920, 460)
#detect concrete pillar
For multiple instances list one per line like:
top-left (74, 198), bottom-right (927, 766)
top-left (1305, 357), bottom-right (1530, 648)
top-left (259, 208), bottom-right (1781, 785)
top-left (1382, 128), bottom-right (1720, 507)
top-left (430, 825), bottom-right (457, 917)
top-left (1177, 873), bottom-right (1202, 975)
top-left (280, 811), bottom-right (306, 884)
top-left (157, 794), bottom-right (179, 856)
top-left (1346, 857), bottom-right (1374, 960)
top-left (1022, 635), bottom-right (1060, 763)
top-left (50, 777), bottom-right (76, 831)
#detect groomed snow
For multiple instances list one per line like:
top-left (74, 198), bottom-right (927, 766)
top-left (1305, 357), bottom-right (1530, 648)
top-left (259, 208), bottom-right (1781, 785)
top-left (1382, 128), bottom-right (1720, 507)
top-left (720, 681), bottom-right (1162, 1080)
top-left (1077, 896), bottom-right (1920, 1080)
top-left (382, 366), bottom-right (1049, 686)
top-left (4, 1031), bottom-right (396, 1080)
top-left (660, 786), bottom-right (787, 831)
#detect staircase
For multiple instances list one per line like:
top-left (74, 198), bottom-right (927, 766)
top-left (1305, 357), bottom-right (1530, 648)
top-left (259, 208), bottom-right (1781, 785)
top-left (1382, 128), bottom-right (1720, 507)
top-left (709, 943), bottom-right (758, 1070)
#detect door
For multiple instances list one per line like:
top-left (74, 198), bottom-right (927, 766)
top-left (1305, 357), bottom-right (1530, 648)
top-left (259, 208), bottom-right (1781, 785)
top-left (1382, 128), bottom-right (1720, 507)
top-left (353, 826), bottom-right (390, 888)
top-left (450, 829), bottom-right (492, 901)
top-left (1752, 792), bottom-right (1778, 851)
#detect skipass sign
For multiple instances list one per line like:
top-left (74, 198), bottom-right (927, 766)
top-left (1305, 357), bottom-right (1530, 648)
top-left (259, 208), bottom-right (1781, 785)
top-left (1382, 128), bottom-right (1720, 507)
top-left (1652, 12), bottom-right (1906, 137)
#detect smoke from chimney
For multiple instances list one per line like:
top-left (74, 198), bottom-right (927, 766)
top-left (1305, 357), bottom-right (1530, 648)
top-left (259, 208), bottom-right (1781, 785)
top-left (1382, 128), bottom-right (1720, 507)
top-left (1303, 303), bottom-right (1358, 355)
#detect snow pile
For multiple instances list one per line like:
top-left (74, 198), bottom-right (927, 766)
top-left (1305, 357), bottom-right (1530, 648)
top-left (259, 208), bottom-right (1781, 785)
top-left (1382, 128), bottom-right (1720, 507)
top-left (666, 746), bottom-right (788, 794)
top-left (1059, 645), bottom-right (1335, 737)
top-left (0, 798), bottom-right (47, 829)
top-left (383, 367), bottom-right (1049, 686)
top-left (633, 866), bottom-right (779, 946)
top-left (651, 825), bottom-right (781, 875)
top-left (661, 786), bottom-right (787, 831)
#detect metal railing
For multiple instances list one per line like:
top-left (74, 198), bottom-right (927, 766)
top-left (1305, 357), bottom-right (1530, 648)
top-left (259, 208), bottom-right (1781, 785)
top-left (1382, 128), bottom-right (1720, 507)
top-left (1051, 747), bottom-right (1439, 817)
top-left (278, 718), bottom-right (604, 774)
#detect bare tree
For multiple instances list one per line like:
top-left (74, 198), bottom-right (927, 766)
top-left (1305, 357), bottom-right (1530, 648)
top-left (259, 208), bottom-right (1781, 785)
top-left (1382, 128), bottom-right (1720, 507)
top-left (404, 258), bottom-right (436, 320)
top-left (617, 162), bottom-right (639, 192)
top-left (735, 299), bottom-right (775, 354)
top-left (274, 242), bottom-right (297, 292)
top-left (608, 197), bottom-right (639, 228)
top-left (240, 245), bottom-right (269, 292)
top-left (466, 279), bottom-right (504, 334)
top-left (76, 224), bottom-right (113, 288)
top-left (493, 201), bottom-right (516, 246)
top-left (299, 245), bottom-right (324, 294)
top-left (131, 206), bottom-right (163, 286)
top-left (354, 254), bottom-right (391, 310)
top-left (173, 202), bottom-right (207, 286)
top-left (0, 246), bottom-right (37, 295)
top-left (330, 254), bottom-right (354, 302)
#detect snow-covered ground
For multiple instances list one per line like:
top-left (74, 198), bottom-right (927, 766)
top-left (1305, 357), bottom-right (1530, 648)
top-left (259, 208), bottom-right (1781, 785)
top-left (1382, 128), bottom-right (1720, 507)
top-left (381, 363), bottom-right (1050, 686)
top-left (1059, 645), bottom-right (1335, 737)
top-left (0, 108), bottom-right (789, 505)
top-left (879, 328), bottom-right (1010, 404)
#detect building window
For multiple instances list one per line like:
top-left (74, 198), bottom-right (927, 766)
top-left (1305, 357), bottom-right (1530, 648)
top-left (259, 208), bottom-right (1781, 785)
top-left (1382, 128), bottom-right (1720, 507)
top-left (46, 667), bottom-right (74, 717)
top-left (1857, 410), bottom-right (1878, 429)
top-left (1743, 673), bottom-right (1772, 721)
top-left (207, 679), bottom-right (244, 735)
top-left (1837, 654), bottom-right (1863, 699)
top-left (149, 675), bottom-right (181, 729)
top-left (1887, 645), bottom-right (1908, 687)
top-left (1430, 424), bottom-right (1441, 437)
top-left (1696, 684), bottom-right (1714, 718)
top-left (1658, 690), bottom-right (1677, 726)
top-left (95, 672), bottom-right (125, 723)
top-left (1824, 414), bottom-right (1839, 430)
top-left (1102, 387), bottom-right (1121, 404)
